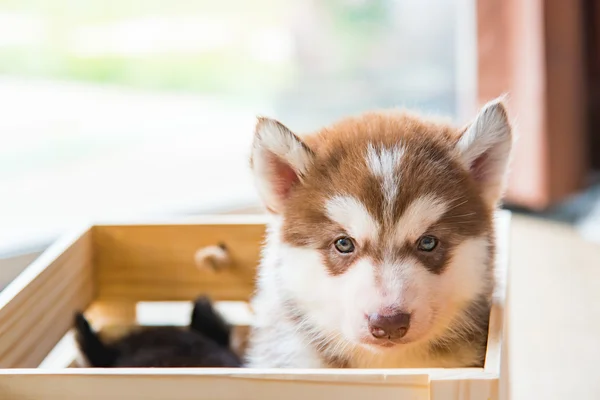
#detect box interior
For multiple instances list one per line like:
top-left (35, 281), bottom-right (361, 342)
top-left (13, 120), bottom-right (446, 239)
top-left (0, 213), bottom-right (509, 377)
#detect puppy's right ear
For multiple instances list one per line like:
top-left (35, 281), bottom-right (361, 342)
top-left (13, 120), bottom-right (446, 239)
top-left (456, 97), bottom-right (513, 208)
top-left (250, 117), bottom-right (314, 214)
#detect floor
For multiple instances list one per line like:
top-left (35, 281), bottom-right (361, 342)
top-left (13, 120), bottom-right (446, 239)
top-left (507, 212), bottom-right (600, 400)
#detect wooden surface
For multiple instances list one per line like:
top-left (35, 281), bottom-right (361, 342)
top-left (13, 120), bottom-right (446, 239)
top-left (429, 377), bottom-right (498, 400)
top-left (477, 0), bottom-right (588, 209)
top-left (0, 227), bottom-right (94, 368)
top-left (506, 214), bottom-right (600, 400)
top-left (0, 211), bottom-right (511, 400)
top-left (93, 215), bottom-right (269, 302)
top-left (38, 330), bottom-right (79, 369)
top-left (0, 368), bottom-right (498, 400)
top-left (484, 212), bottom-right (510, 377)
top-left (84, 299), bottom-right (138, 327)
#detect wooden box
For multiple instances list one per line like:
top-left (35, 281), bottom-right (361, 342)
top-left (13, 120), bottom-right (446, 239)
top-left (0, 211), bottom-right (511, 400)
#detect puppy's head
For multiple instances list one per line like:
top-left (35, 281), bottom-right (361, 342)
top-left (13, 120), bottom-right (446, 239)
top-left (250, 99), bottom-right (512, 350)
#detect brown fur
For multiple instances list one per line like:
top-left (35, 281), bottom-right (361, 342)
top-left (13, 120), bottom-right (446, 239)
top-left (247, 101), bottom-right (511, 369)
top-left (281, 111), bottom-right (491, 276)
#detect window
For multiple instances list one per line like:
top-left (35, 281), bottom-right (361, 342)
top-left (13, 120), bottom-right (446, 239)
top-left (0, 0), bottom-right (475, 255)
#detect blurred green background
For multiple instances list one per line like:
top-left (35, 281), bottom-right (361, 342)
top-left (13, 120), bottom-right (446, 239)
top-left (0, 0), bottom-right (407, 99)
top-left (0, 0), bottom-right (463, 254)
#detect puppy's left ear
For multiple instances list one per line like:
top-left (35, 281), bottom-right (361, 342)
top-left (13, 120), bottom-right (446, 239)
top-left (456, 97), bottom-right (514, 208)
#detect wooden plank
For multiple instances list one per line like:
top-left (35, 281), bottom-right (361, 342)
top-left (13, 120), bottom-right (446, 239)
top-left (0, 227), bottom-right (90, 320)
top-left (0, 368), bottom-right (470, 400)
top-left (84, 300), bottom-right (138, 328)
top-left (483, 211), bottom-right (511, 375)
top-left (0, 366), bottom-right (488, 379)
top-left (6, 272), bottom-right (93, 368)
top-left (94, 216), bottom-right (269, 302)
top-left (0, 227), bottom-right (94, 368)
top-left (430, 378), bottom-right (498, 400)
top-left (0, 247), bottom-right (91, 359)
top-left (0, 375), bottom-right (428, 400)
top-left (38, 330), bottom-right (80, 369)
top-left (499, 246), bottom-right (512, 400)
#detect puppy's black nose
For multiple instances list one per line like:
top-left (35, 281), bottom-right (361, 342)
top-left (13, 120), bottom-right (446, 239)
top-left (368, 312), bottom-right (411, 340)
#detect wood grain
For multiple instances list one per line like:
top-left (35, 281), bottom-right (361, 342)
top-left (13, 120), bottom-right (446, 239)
top-left (93, 216), bottom-right (269, 302)
top-left (429, 378), bottom-right (499, 400)
top-left (84, 300), bottom-right (138, 327)
top-left (0, 227), bottom-right (94, 368)
top-left (0, 368), bottom-right (494, 400)
top-left (0, 212), bottom-right (511, 400)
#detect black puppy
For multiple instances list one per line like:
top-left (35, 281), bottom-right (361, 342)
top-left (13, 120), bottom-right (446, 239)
top-left (74, 296), bottom-right (241, 367)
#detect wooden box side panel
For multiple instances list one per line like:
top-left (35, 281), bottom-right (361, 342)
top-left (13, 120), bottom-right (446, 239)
top-left (0, 368), bottom-right (503, 400)
top-left (430, 377), bottom-right (499, 400)
top-left (0, 227), bottom-right (94, 368)
top-left (483, 210), bottom-right (511, 376)
top-left (93, 216), bottom-right (268, 302)
top-left (0, 369), bottom-right (432, 400)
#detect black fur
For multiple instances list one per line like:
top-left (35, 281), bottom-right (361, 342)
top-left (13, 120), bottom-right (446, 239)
top-left (189, 296), bottom-right (232, 347)
top-left (74, 312), bottom-right (119, 367)
top-left (74, 296), bottom-right (241, 368)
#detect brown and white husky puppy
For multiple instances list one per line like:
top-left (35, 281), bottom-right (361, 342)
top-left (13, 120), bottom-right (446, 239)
top-left (246, 98), bottom-right (513, 368)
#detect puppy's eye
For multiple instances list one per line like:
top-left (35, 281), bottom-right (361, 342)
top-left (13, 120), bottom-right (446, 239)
top-left (417, 235), bottom-right (438, 252)
top-left (334, 237), bottom-right (355, 254)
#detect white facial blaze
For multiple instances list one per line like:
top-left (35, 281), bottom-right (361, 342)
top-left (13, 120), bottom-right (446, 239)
top-left (317, 193), bottom-right (470, 344)
top-left (325, 195), bottom-right (379, 242)
top-left (276, 244), bottom-right (379, 339)
top-left (377, 257), bottom-right (411, 305)
top-left (366, 143), bottom-right (403, 216)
